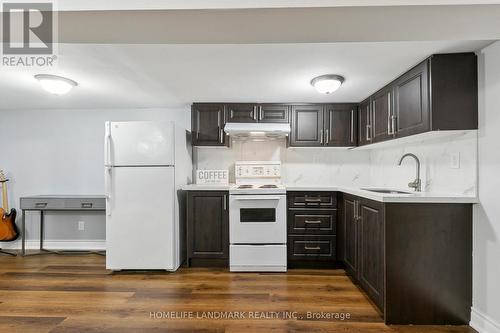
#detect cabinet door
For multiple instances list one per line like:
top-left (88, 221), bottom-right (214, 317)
top-left (290, 105), bottom-right (324, 147)
top-left (258, 104), bottom-right (290, 123)
top-left (192, 104), bottom-right (227, 146)
top-left (342, 195), bottom-right (358, 279)
top-left (358, 99), bottom-right (372, 146)
top-left (394, 60), bottom-right (430, 138)
top-left (358, 199), bottom-right (385, 311)
top-left (324, 104), bottom-right (357, 147)
top-left (187, 192), bottom-right (229, 261)
top-left (226, 103), bottom-right (258, 123)
top-left (371, 86), bottom-right (394, 143)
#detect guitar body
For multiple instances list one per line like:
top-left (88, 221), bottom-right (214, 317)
top-left (0, 208), bottom-right (19, 241)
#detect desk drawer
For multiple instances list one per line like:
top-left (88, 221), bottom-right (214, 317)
top-left (288, 235), bottom-right (336, 261)
top-left (64, 198), bottom-right (105, 210)
top-left (288, 192), bottom-right (337, 209)
top-left (20, 198), bottom-right (65, 210)
top-left (288, 210), bottom-right (336, 235)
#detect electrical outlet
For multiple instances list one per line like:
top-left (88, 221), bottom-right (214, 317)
top-left (450, 152), bottom-right (460, 169)
top-left (78, 221), bottom-right (85, 231)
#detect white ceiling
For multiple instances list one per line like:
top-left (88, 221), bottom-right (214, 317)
top-left (39, 0), bottom-right (500, 11)
top-left (0, 41), bottom-right (490, 110)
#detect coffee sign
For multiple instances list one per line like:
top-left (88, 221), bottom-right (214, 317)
top-left (196, 170), bottom-right (229, 185)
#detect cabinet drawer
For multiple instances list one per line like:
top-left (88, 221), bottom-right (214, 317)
top-left (20, 198), bottom-right (65, 210)
top-left (288, 192), bottom-right (337, 209)
top-left (288, 210), bottom-right (336, 235)
top-left (288, 235), bottom-right (336, 260)
top-left (64, 198), bottom-right (106, 210)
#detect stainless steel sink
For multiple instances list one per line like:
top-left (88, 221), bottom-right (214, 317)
top-left (361, 188), bottom-right (413, 195)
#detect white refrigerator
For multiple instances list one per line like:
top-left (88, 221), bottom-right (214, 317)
top-left (104, 121), bottom-right (191, 271)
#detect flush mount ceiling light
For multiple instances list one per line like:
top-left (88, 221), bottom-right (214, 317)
top-left (310, 74), bottom-right (345, 94)
top-left (34, 74), bottom-right (78, 95)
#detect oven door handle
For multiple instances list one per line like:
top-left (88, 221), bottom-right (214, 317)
top-left (233, 196), bottom-right (282, 201)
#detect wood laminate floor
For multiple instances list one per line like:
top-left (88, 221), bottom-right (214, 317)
top-left (0, 254), bottom-right (476, 333)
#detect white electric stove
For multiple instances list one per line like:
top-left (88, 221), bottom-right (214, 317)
top-left (229, 161), bottom-right (287, 272)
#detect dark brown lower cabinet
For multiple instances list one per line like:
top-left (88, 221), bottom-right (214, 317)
top-left (340, 194), bottom-right (472, 325)
top-left (186, 191), bottom-right (229, 267)
top-left (287, 191), bottom-right (337, 268)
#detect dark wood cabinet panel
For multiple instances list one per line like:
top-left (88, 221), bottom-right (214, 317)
top-left (288, 191), bottom-right (337, 209)
top-left (258, 104), bottom-right (290, 123)
top-left (191, 104), bottom-right (227, 146)
top-left (358, 99), bottom-right (372, 146)
top-left (342, 195), bottom-right (358, 279)
top-left (358, 199), bottom-right (385, 311)
top-left (187, 191), bottom-right (229, 266)
top-left (287, 210), bottom-right (336, 235)
top-left (290, 105), bottom-right (324, 146)
top-left (371, 86), bottom-right (394, 143)
top-left (226, 103), bottom-right (258, 123)
top-left (394, 60), bottom-right (430, 138)
top-left (288, 235), bottom-right (336, 261)
top-left (324, 104), bottom-right (357, 147)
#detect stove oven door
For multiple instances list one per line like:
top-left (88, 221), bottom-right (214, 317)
top-left (229, 194), bottom-right (286, 244)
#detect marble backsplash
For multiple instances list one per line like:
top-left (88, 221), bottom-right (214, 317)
top-left (194, 131), bottom-right (477, 195)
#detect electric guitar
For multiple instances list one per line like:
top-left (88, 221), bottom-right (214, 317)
top-left (0, 170), bottom-right (18, 241)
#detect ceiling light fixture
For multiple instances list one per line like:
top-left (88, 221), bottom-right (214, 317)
top-left (34, 74), bottom-right (78, 95)
top-left (310, 74), bottom-right (345, 94)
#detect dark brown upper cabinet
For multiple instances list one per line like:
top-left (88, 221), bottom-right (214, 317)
top-left (226, 103), bottom-right (258, 123)
top-left (358, 98), bottom-right (372, 146)
top-left (290, 104), bottom-right (357, 147)
top-left (258, 104), bottom-right (290, 123)
top-left (290, 105), bottom-right (324, 147)
top-left (358, 52), bottom-right (477, 146)
top-left (324, 104), bottom-right (358, 147)
top-left (393, 60), bottom-right (430, 138)
top-left (192, 103), bottom-right (228, 147)
top-left (371, 85), bottom-right (394, 143)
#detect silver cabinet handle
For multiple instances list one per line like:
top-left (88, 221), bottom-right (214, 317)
top-left (259, 106), bottom-right (263, 121)
top-left (387, 92), bottom-right (392, 135)
top-left (35, 202), bottom-right (47, 208)
top-left (304, 245), bottom-right (321, 250)
top-left (320, 129), bottom-right (324, 144)
top-left (253, 106), bottom-right (257, 121)
top-left (391, 115), bottom-right (397, 136)
top-left (350, 110), bottom-right (354, 143)
top-left (81, 203), bottom-right (93, 208)
top-left (219, 126), bottom-right (223, 143)
top-left (304, 220), bottom-right (322, 224)
top-left (223, 195), bottom-right (227, 210)
top-left (305, 196), bottom-right (322, 203)
top-left (325, 129), bottom-right (329, 145)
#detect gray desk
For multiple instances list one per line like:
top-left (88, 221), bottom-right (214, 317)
top-left (19, 195), bottom-right (106, 256)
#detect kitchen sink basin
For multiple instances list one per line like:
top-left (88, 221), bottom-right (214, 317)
top-left (361, 188), bottom-right (413, 195)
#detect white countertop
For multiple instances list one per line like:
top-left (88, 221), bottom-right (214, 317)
top-left (181, 184), bottom-right (478, 204)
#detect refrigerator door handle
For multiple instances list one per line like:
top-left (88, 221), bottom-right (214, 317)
top-left (105, 166), bottom-right (112, 216)
top-left (105, 122), bottom-right (112, 167)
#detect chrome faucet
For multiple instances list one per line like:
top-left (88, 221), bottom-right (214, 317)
top-left (398, 153), bottom-right (422, 192)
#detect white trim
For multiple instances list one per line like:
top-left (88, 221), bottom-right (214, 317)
top-left (0, 240), bottom-right (106, 251)
top-left (471, 308), bottom-right (500, 333)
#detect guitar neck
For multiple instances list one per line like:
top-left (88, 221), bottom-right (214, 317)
top-left (1, 182), bottom-right (9, 211)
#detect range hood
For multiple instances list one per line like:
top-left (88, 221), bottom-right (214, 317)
top-left (224, 123), bottom-right (291, 140)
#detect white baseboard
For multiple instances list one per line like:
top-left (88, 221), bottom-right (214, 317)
top-left (471, 308), bottom-right (500, 333)
top-left (0, 240), bottom-right (106, 251)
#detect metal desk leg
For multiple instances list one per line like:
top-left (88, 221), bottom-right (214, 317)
top-left (21, 210), bottom-right (26, 256)
top-left (40, 211), bottom-right (44, 251)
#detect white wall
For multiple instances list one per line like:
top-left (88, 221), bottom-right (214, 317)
top-left (195, 133), bottom-right (477, 195)
top-left (0, 107), bottom-right (190, 245)
top-left (470, 41), bottom-right (500, 333)
top-left (369, 131), bottom-right (477, 195)
top-left (194, 139), bottom-right (372, 187)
